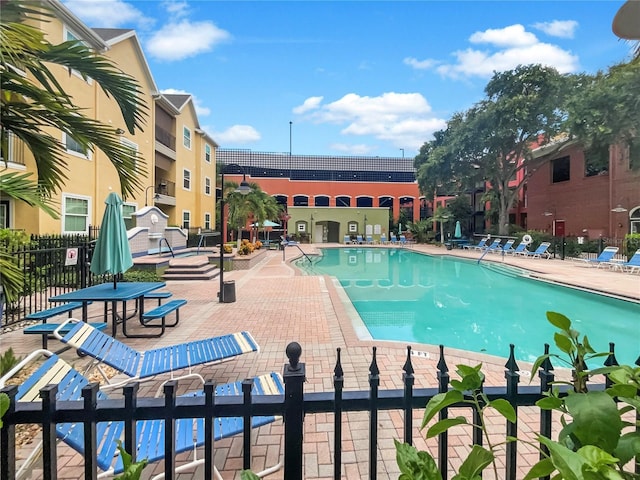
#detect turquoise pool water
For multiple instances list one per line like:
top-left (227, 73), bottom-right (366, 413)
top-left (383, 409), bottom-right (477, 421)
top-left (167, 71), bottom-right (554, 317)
top-left (296, 248), bottom-right (639, 364)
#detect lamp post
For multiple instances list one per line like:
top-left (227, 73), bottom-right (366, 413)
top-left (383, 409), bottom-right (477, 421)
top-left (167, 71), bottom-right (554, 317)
top-left (219, 164), bottom-right (251, 303)
top-left (144, 185), bottom-right (156, 206)
top-left (399, 148), bottom-right (404, 158)
top-left (611, 204), bottom-right (628, 243)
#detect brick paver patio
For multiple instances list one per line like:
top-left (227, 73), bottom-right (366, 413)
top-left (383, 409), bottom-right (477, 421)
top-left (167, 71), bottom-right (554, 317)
top-left (1, 244), bottom-right (638, 479)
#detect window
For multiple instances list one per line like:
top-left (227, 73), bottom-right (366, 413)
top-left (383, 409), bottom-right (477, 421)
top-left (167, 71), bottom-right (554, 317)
top-left (584, 145), bottom-right (609, 177)
top-left (205, 177), bottom-right (211, 195)
top-left (62, 195), bottom-right (90, 234)
top-left (205, 144), bottom-right (211, 163)
top-left (204, 213), bottom-right (211, 230)
top-left (122, 203), bottom-right (136, 230)
top-left (629, 139), bottom-right (639, 170)
top-left (0, 201), bottom-right (9, 228)
top-left (121, 138), bottom-right (138, 169)
top-left (182, 211), bottom-right (190, 230)
top-left (183, 169), bottom-right (191, 190)
top-left (551, 156), bottom-right (570, 183)
top-left (64, 132), bottom-right (90, 159)
top-left (183, 126), bottom-right (191, 149)
top-left (297, 222), bottom-right (306, 233)
top-left (64, 28), bottom-right (91, 82)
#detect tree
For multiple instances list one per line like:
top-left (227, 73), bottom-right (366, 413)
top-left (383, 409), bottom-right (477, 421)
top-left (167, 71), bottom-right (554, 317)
top-left (0, 2), bottom-right (147, 302)
top-left (415, 65), bottom-right (573, 235)
top-left (223, 182), bottom-right (281, 246)
top-left (565, 59), bottom-right (640, 164)
top-left (0, 1), bottom-right (147, 198)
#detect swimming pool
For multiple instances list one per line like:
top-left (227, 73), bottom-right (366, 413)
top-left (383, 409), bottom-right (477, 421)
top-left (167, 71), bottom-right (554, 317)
top-left (296, 248), bottom-right (639, 364)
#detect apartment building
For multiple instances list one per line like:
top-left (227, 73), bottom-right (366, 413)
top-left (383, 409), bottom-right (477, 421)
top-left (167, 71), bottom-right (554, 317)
top-left (1, 1), bottom-right (215, 235)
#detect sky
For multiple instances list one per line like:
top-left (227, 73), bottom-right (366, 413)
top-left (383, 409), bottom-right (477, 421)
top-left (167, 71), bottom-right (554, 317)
top-left (63, 0), bottom-right (634, 158)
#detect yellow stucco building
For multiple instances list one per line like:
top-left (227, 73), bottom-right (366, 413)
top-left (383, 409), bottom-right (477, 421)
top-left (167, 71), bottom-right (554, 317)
top-left (2, 0), bottom-right (216, 235)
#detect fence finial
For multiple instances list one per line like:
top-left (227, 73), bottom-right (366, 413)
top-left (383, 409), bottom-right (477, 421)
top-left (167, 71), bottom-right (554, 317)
top-left (437, 344), bottom-right (448, 373)
top-left (603, 342), bottom-right (619, 367)
top-left (369, 346), bottom-right (379, 376)
top-left (541, 343), bottom-right (554, 372)
top-left (286, 342), bottom-right (303, 371)
top-left (334, 347), bottom-right (344, 378)
top-left (505, 344), bottom-right (519, 372)
top-left (403, 346), bottom-right (414, 376)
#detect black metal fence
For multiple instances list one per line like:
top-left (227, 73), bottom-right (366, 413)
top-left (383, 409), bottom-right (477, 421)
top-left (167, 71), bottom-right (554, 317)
top-left (1, 342), bottom-right (635, 480)
top-left (1, 231), bottom-right (103, 327)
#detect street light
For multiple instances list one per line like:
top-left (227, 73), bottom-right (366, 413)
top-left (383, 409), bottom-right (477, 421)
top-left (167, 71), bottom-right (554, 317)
top-left (399, 148), bottom-right (404, 158)
top-left (145, 185), bottom-right (159, 206)
top-left (219, 164), bottom-right (251, 303)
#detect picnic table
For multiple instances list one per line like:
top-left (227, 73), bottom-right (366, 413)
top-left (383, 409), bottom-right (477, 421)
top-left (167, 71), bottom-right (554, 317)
top-left (49, 282), bottom-right (166, 338)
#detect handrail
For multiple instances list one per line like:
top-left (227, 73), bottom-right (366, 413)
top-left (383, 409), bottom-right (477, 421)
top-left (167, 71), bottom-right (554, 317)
top-left (283, 240), bottom-right (313, 263)
top-left (158, 237), bottom-right (174, 258)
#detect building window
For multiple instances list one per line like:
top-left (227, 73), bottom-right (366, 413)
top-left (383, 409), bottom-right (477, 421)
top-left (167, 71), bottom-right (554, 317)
top-left (122, 203), bottom-right (136, 230)
top-left (204, 213), bottom-right (211, 230)
top-left (62, 194), bottom-right (90, 234)
top-left (183, 169), bottom-right (191, 190)
top-left (336, 196), bottom-right (351, 207)
top-left (64, 132), bottom-right (91, 159)
top-left (0, 201), bottom-right (9, 228)
top-left (551, 156), bottom-right (570, 183)
top-left (183, 126), bottom-right (191, 150)
top-left (205, 144), bottom-right (211, 163)
top-left (64, 28), bottom-right (92, 82)
top-left (584, 145), bottom-right (609, 177)
top-left (629, 139), bottom-right (639, 170)
top-left (205, 177), bottom-right (211, 195)
top-left (121, 138), bottom-right (138, 169)
top-left (182, 211), bottom-right (190, 230)
top-left (297, 222), bottom-right (306, 233)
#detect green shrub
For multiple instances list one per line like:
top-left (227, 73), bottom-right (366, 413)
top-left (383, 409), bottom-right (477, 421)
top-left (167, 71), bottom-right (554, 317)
top-left (0, 348), bottom-right (22, 377)
top-left (122, 269), bottom-right (162, 283)
top-left (624, 233), bottom-right (640, 259)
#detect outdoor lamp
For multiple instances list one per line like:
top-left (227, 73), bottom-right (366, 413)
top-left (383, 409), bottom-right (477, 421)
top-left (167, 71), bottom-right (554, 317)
top-left (219, 163), bottom-right (250, 303)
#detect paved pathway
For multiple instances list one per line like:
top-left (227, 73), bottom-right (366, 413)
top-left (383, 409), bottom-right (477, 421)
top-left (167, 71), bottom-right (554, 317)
top-left (1, 244), bottom-right (638, 479)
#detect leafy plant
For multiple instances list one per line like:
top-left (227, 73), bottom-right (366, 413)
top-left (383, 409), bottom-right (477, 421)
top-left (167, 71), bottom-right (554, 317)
top-left (396, 362), bottom-right (516, 479)
top-left (0, 348), bottom-right (23, 377)
top-left (0, 392), bottom-right (8, 429)
top-left (122, 269), bottom-right (161, 283)
top-left (113, 440), bottom-right (147, 480)
top-left (240, 470), bottom-right (260, 480)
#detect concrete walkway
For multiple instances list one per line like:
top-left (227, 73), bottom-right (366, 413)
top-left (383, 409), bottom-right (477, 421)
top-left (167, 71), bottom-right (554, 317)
top-left (1, 244), bottom-right (638, 479)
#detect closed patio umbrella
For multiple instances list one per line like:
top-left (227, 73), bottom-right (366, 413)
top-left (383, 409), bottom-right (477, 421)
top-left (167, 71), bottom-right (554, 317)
top-left (454, 221), bottom-right (462, 239)
top-left (90, 192), bottom-right (133, 288)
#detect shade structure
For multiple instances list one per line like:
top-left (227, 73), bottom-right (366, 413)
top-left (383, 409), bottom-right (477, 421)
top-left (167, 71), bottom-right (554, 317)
top-left (251, 220), bottom-right (280, 227)
top-left (90, 193), bottom-right (133, 288)
top-left (454, 221), bottom-right (462, 239)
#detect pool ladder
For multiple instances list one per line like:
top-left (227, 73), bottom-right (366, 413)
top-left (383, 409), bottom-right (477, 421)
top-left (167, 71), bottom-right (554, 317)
top-left (158, 237), bottom-right (174, 258)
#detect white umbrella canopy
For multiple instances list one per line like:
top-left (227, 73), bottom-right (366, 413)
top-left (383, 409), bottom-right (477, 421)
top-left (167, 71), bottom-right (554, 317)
top-left (251, 220), bottom-right (280, 227)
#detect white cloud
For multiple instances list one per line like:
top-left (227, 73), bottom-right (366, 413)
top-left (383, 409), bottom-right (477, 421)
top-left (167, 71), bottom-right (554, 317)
top-left (403, 57), bottom-right (437, 70)
top-left (470, 24), bottom-right (539, 48)
top-left (295, 92), bottom-right (446, 151)
top-left (210, 125), bottom-right (261, 145)
top-left (160, 88), bottom-right (210, 116)
top-left (434, 23), bottom-right (579, 79)
top-left (532, 20), bottom-right (578, 38)
top-left (64, 0), bottom-right (150, 28)
top-left (162, 0), bottom-right (190, 18)
top-left (292, 96), bottom-right (324, 114)
top-left (146, 20), bottom-right (231, 61)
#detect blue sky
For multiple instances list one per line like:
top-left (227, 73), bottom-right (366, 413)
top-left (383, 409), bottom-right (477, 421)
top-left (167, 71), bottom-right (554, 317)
top-left (64, 1), bottom-right (634, 158)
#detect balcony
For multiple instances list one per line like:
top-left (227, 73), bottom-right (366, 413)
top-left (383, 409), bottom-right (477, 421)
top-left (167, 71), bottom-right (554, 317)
top-left (155, 179), bottom-right (176, 206)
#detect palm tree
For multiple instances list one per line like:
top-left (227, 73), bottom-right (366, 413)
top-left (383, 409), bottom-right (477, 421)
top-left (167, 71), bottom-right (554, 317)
top-left (0, 2), bottom-right (147, 302)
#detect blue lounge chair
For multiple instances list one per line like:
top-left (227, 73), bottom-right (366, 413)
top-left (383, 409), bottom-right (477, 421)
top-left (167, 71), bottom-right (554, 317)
top-left (482, 239), bottom-right (502, 252)
top-left (343, 235), bottom-right (350, 244)
top-left (524, 242), bottom-right (552, 259)
top-left (463, 238), bottom-right (487, 250)
top-left (366, 235), bottom-right (374, 244)
top-left (575, 246), bottom-right (619, 268)
top-left (613, 248), bottom-right (640, 273)
top-left (399, 235), bottom-right (407, 246)
top-left (488, 239), bottom-right (514, 254)
top-left (54, 319), bottom-right (259, 388)
top-left (380, 233), bottom-right (388, 244)
top-left (0, 350), bottom-right (283, 479)
top-left (389, 234), bottom-right (398, 245)
top-left (505, 241), bottom-right (527, 255)
top-left (356, 235), bottom-right (364, 244)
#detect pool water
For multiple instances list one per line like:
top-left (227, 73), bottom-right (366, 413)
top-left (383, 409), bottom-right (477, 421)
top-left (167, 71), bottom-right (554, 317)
top-left (296, 248), bottom-right (639, 364)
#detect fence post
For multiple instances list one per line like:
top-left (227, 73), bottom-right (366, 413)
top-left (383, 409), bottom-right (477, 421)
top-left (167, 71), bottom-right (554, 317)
top-left (538, 344), bottom-right (554, 479)
top-left (82, 383), bottom-right (99, 480)
top-left (369, 347), bottom-right (380, 479)
top-left (333, 348), bottom-right (344, 480)
top-left (283, 342), bottom-right (305, 480)
top-left (437, 345), bottom-right (450, 479)
top-left (402, 346), bottom-right (414, 445)
top-left (504, 344), bottom-right (520, 480)
top-left (0, 386), bottom-right (18, 480)
top-left (40, 384), bottom-right (59, 480)
top-left (242, 378), bottom-right (255, 470)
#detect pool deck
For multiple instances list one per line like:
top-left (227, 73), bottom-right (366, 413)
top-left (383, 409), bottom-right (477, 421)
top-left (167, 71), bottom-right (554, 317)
top-left (2, 243), bottom-right (639, 479)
